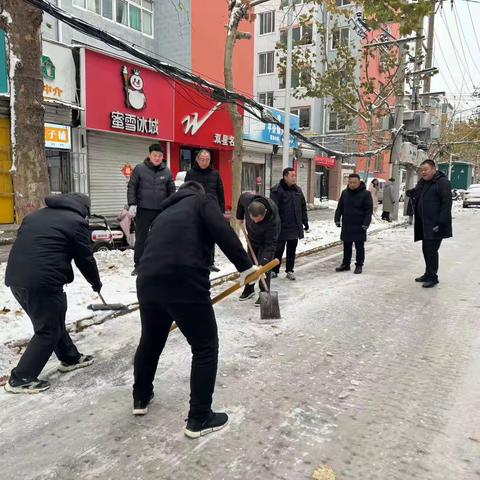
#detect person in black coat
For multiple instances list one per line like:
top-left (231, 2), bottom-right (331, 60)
top-left (184, 149), bottom-right (226, 272)
top-left (270, 167), bottom-right (309, 280)
top-left (127, 144), bottom-right (175, 274)
top-left (408, 159), bottom-right (452, 288)
top-left (133, 181), bottom-right (257, 438)
top-left (334, 174), bottom-right (373, 274)
top-left (4, 193), bottom-right (102, 394)
top-left (236, 192), bottom-right (280, 302)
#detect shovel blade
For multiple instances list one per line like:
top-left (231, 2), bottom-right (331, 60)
top-left (259, 291), bottom-right (281, 320)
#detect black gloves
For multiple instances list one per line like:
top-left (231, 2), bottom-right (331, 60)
top-left (92, 282), bottom-right (103, 293)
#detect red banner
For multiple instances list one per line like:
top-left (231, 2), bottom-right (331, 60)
top-left (315, 155), bottom-right (336, 168)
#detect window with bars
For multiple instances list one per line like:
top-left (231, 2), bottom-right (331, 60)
top-left (259, 51), bottom-right (275, 74)
top-left (291, 107), bottom-right (311, 129)
top-left (331, 27), bottom-right (349, 50)
top-left (259, 11), bottom-right (275, 35)
top-left (328, 111), bottom-right (346, 131)
top-left (73, 0), bottom-right (153, 36)
top-left (258, 91), bottom-right (274, 107)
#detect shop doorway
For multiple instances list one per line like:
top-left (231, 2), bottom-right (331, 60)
top-left (315, 166), bottom-right (330, 200)
top-left (242, 163), bottom-right (265, 195)
top-left (47, 149), bottom-right (72, 194)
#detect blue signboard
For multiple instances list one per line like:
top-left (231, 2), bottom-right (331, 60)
top-left (243, 106), bottom-right (299, 148)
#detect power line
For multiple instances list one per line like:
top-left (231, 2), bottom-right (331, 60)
top-left (452, 3), bottom-right (480, 77)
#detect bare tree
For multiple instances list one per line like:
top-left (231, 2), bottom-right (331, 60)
top-left (0, 0), bottom-right (50, 222)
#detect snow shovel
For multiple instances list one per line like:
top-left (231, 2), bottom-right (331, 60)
top-left (87, 292), bottom-right (127, 311)
top-left (169, 259), bottom-right (279, 332)
top-left (240, 224), bottom-right (281, 320)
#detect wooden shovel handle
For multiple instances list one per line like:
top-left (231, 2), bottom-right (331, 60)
top-left (239, 223), bottom-right (269, 292)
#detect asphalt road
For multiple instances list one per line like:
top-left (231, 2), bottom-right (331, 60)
top-left (1, 209), bottom-right (479, 479)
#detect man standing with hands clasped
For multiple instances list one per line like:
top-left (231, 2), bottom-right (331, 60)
top-left (127, 144), bottom-right (175, 276)
top-left (407, 159), bottom-right (452, 288)
top-left (334, 174), bottom-right (373, 275)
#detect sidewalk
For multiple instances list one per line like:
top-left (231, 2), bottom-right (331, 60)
top-left (0, 224), bottom-right (18, 246)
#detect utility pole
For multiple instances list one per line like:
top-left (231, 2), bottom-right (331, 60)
top-left (391, 46), bottom-right (407, 221)
top-left (282, 0), bottom-right (294, 169)
top-left (422, 0), bottom-right (436, 109)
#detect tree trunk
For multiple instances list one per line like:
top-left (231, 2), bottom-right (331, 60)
top-left (224, 10), bottom-right (244, 232)
top-left (0, 0), bottom-right (50, 222)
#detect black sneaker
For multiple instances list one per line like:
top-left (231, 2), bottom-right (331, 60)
top-left (415, 275), bottom-right (428, 282)
top-left (4, 377), bottom-right (50, 394)
top-left (184, 411), bottom-right (228, 439)
top-left (254, 296), bottom-right (261, 307)
top-left (423, 279), bottom-right (439, 288)
top-left (58, 354), bottom-right (94, 373)
top-left (239, 286), bottom-right (255, 301)
top-left (286, 272), bottom-right (296, 281)
top-left (354, 265), bottom-right (363, 274)
top-left (132, 392), bottom-right (154, 416)
top-left (271, 271), bottom-right (278, 279)
top-left (209, 265), bottom-right (221, 273)
top-left (335, 264), bottom-right (350, 272)
top-left (131, 267), bottom-right (138, 276)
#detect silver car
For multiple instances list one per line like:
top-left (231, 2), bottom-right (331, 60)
top-left (463, 184), bottom-right (480, 208)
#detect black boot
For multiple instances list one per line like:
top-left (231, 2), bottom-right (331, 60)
top-left (423, 279), bottom-right (439, 288)
top-left (335, 264), bottom-right (350, 272)
top-left (415, 275), bottom-right (428, 282)
top-left (354, 265), bottom-right (363, 274)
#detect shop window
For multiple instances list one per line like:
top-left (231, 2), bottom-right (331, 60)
top-left (47, 150), bottom-right (72, 194)
top-left (242, 163), bottom-right (265, 195)
top-left (259, 11), bottom-right (275, 35)
top-left (258, 91), bottom-right (274, 107)
top-left (74, 0), bottom-right (153, 36)
top-left (291, 106), bottom-right (311, 129)
top-left (259, 51), bottom-right (275, 75)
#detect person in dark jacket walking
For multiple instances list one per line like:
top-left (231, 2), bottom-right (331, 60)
top-left (236, 192), bottom-right (280, 303)
top-left (382, 178), bottom-right (396, 222)
top-left (408, 159), bottom-right (452, 288)
top-left (127, 144), bottom-right (175, 275)
top-left (184, 149), bottom-right (225, 272)
top-left (270, 167), bottom-right (309, 280)
top-left (4, 193), bottom-right (102, 394)
top-left (334, 174), bottom-right (373, 274)
top-left (133, 181), bottom-right (257, 438)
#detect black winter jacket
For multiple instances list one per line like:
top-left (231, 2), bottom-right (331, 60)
top-left (5, 194), bottom-right (101, 292)
top-left (236, 192), bottom-right (280, 265)
top-left (137, 189), bottom-right (252, 304)
top-left (270, 180), bottom-right (308, 241)
top-left (334, 183), bottom-right (373, 243)
top-left (409, 171), bottom-right (453, 241)
top-left (184, 163), bottom-right (226, 213)
top-left (127, 158), bottom-right (175, 210)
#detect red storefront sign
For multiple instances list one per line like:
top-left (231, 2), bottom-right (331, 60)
top-left (174, 82), bottom-right (235, 149)
top-left (84, 49), bottom-right (174, 140)
top-left (315, 155), bottom-right (336, 168)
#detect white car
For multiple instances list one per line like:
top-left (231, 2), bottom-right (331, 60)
top-left (463, 184), bottom-right (480, 208)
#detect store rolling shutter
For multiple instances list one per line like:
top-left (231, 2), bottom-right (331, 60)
top-left (88, 131), bottom-right (152, 215)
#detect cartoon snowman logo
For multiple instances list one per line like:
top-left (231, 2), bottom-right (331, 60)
top-left (122, 66), bottom-right (147, 110)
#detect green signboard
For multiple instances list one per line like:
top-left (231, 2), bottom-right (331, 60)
top-left (0, 30), bottom-right (8, 94)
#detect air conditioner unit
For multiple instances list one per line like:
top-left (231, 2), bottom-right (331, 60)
top-left (403, 111), bottom-right (415, 121)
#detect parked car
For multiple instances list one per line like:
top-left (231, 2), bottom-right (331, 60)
top-left (463, 184), bottom-right (480, 208)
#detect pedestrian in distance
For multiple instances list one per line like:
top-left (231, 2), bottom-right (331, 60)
top-left (334, 174), bottom-right (373, 275)
top-left (4, 193), bottom-right (102, 394)
top-left (408, 159), bottom-right (452, 288)
top-left (127, 143), bottom-right (175, 276)
top-left (270, 167), bottom-right (309, 281)
top-left (184, 149), bottom-right (226, 273)
top-left (132, 181), bottom-right (257, 439)
top-left (382, 177), bottom-right (396, 222)
top-left (236, 192), bottom-right (280, 304)
top-left (368, 178), bottom-right (380, 217)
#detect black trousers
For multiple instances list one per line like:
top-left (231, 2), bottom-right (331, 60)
top-left (343, 241), bottom-right (365, 266)
top-left (134, 208), bottom-right (160, 266)
top-left (274, 239), bottom-right (299, 273)
top-left (133, 302), bottom-right (219, 420)
top-left (422, 239), bottom-right (442, 280)
top-left (10, 287), bottom-right (80, 382)
top-left (242, 243), bottom-right (272, 295)
top-left (381, 211), bottom-right (391, 221)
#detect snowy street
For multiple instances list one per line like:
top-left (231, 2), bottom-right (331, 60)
top-left (0, 207), bottom-right (479, 479)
